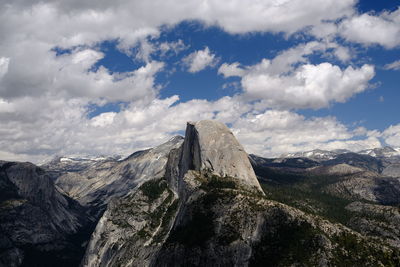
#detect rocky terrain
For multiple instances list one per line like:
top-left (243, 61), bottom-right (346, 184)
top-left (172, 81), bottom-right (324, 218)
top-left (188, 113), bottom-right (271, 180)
top-left (2, 120), bottom-right (400, 266)
top-left (82, 121), bottom-right (400, 266)
top-left (41, 156), bottom-right (121, 181)
top-left (251, 150), bottom-right (400, 254)
top-left (0, 161), bottom-right (92, 266)
top-left (50, 137), bottom-right (183, 218)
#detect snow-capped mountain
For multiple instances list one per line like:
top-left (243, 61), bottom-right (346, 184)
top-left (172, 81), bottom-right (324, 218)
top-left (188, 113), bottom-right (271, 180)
top-left (280, 149), bottom-right (344, 161)
top-left (359, 146), bottom-right (400, 158)
top-left (281, 146), bottom-right (400, 161)
top-left (41, 155), bottom-right (122, 180)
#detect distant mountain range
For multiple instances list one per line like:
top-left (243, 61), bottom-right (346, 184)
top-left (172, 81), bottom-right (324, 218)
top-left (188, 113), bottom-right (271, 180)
top-left (281, 146), bottom-right (400, 161)
top-left (2, 121), bottom-right (400, 266)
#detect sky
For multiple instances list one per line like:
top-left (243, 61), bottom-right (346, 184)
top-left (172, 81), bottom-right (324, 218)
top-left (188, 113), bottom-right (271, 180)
top-left (0, 0), bottom-right (399, 163)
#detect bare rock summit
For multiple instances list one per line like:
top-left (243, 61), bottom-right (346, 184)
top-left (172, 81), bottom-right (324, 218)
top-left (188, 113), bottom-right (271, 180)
top-left (181, 120), bottom-right (262, 191)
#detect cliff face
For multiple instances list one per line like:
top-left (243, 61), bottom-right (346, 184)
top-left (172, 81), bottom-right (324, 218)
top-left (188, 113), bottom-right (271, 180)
top-left (180, 121), bottom-right (262, 191)
top-left (0, 161), bottom-right (90, 266)
top-left (82, 120), bottom-right (265, 266)
top-left (82, 120), bottom-right (400, 267)
top-left (55, 136), bottom-right (183, 217)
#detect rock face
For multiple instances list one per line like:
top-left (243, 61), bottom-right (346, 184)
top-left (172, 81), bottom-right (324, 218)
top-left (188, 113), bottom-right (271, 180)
top-left (82, 120), bottom-right (400, 267)
top-left (180, 121), bottom-right (262, 191)
top-left (41, 156), bottom-right (120, 181)
top-left (0, 161), bottom-right (90, 266)
top-left (55, 136), bottom-right (183, 217)
top-left (82, 120), bottom-right (267, 266)
top-left (383, 163), bottom-right (400, 177)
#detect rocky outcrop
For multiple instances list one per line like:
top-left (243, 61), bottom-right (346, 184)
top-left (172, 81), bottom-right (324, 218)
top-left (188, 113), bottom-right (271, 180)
top-left (0, 161), bottom-right (90, 266)
top-left (180, 121), bottom-right (262, 191)
top-left (82, 120), bottom-right (266, 266)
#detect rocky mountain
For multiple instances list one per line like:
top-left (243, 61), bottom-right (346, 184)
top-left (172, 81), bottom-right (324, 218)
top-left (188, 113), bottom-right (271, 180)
top-left (41, 156), bottom-right (121, 181)
top-left (278, 146), bottom-right (400, 177)
top-left (81, 121), bottom-right (400, 266)
top-left (280, 149), bottom-right (347, 161)
top-left (2, 120), bottom-right (400, 266)
top-left (359, 146), bottom-right (400, 158)
top-left (251, 152), bottom-right (400, 252)
top-left (54, 136), bottom-right (183, 218)
top-left (0, 161), bottom-right (92, 266)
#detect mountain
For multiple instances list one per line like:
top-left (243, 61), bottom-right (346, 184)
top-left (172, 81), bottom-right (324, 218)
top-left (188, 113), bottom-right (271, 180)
top-left (279, 146), bottom-right (400, 177)
top-left (280, 149), bottom-right (344, 161)
top-left (251, 153), bottom-right (400, 250)
top-left (2, 120), bottom-right (400, 266)
top-left (0, 161), bottom-right (92, 266)
top-left (54, 136), bottom-right (183, 218)
top-left (41, 156), bottom-right (121, 181)
top-left (282, 146), bottom-right (400, 161)
top-left (82, 120), bottom-right (400, 266)
top-left (359, 146), bottom-right (400, 158)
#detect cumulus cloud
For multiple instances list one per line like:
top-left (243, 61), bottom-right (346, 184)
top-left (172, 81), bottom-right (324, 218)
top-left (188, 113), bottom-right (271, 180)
top-left (218, 62), bottom-right (245, 78)
top-left (382, 125), bottom-right (400, 147)
top-left (183, 47), bottom-right (218, 73)
top-left (0, 46), bottom-right (164, 102)
top-left (219, 42), bottom-right (375, 109)
top-left (339, 8), bottom-right (400, 48)
top-left (242, 62), bottom-right (374, 109)
top-left (0, 90), bottom-right (385, 163)
top-left (231, 110), bottom-right (382, 157)
top-left (0, 0), bottom-right (356, 41)
top-left (0, 94), bottom-right (247, 162)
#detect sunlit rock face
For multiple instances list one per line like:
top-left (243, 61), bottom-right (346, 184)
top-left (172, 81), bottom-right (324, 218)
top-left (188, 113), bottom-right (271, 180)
top-left (180, 120), bottom-right (262, 192)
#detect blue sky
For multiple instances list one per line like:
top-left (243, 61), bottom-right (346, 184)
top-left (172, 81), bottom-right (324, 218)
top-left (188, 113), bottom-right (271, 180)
top-left (0, 0), bottom-right (399, 162)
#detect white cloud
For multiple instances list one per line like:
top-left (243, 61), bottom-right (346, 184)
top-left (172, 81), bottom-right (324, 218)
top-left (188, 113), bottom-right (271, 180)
top-left (0, 46), bottom-right (163, 102)
top-left (183, 47), bottom-right (218, 73)
top-left (242, 62), bottom-right (374, 109)
top-left (218, 62), bottom-right (245, 78)
top-left (332, 45), bottom-right (352, 62)
top-left (382, 125), bottom-right (400, 147)
top-left (195, 0), bottom-right (355, 34)
top-left (231, 110), bottom-right (382, 157)
top-left (0, 90), bottom-right (384, 163)
top-left (159, 39), bottom-right (188, 56)
top-left (384, 60), bottom-right (400, 70)
top-left (219, 42), bottom-right (375, 109)
top-left (90, 112), bottom-right (116, 127)
top-left (339, 9), bottom-right (400, 49)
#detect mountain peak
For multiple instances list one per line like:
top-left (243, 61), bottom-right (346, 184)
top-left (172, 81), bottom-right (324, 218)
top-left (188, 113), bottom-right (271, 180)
top-left (180, 120), bottom-right (262, 191)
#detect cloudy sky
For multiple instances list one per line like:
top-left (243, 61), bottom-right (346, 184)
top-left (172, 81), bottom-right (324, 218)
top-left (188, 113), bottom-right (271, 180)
top-left (1, 0), bottom-right (399, 163)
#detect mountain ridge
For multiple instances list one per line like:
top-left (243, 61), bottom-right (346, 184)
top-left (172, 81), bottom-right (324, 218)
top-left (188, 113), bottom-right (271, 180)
top-left (2, 120), bottom-right (400, 266)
